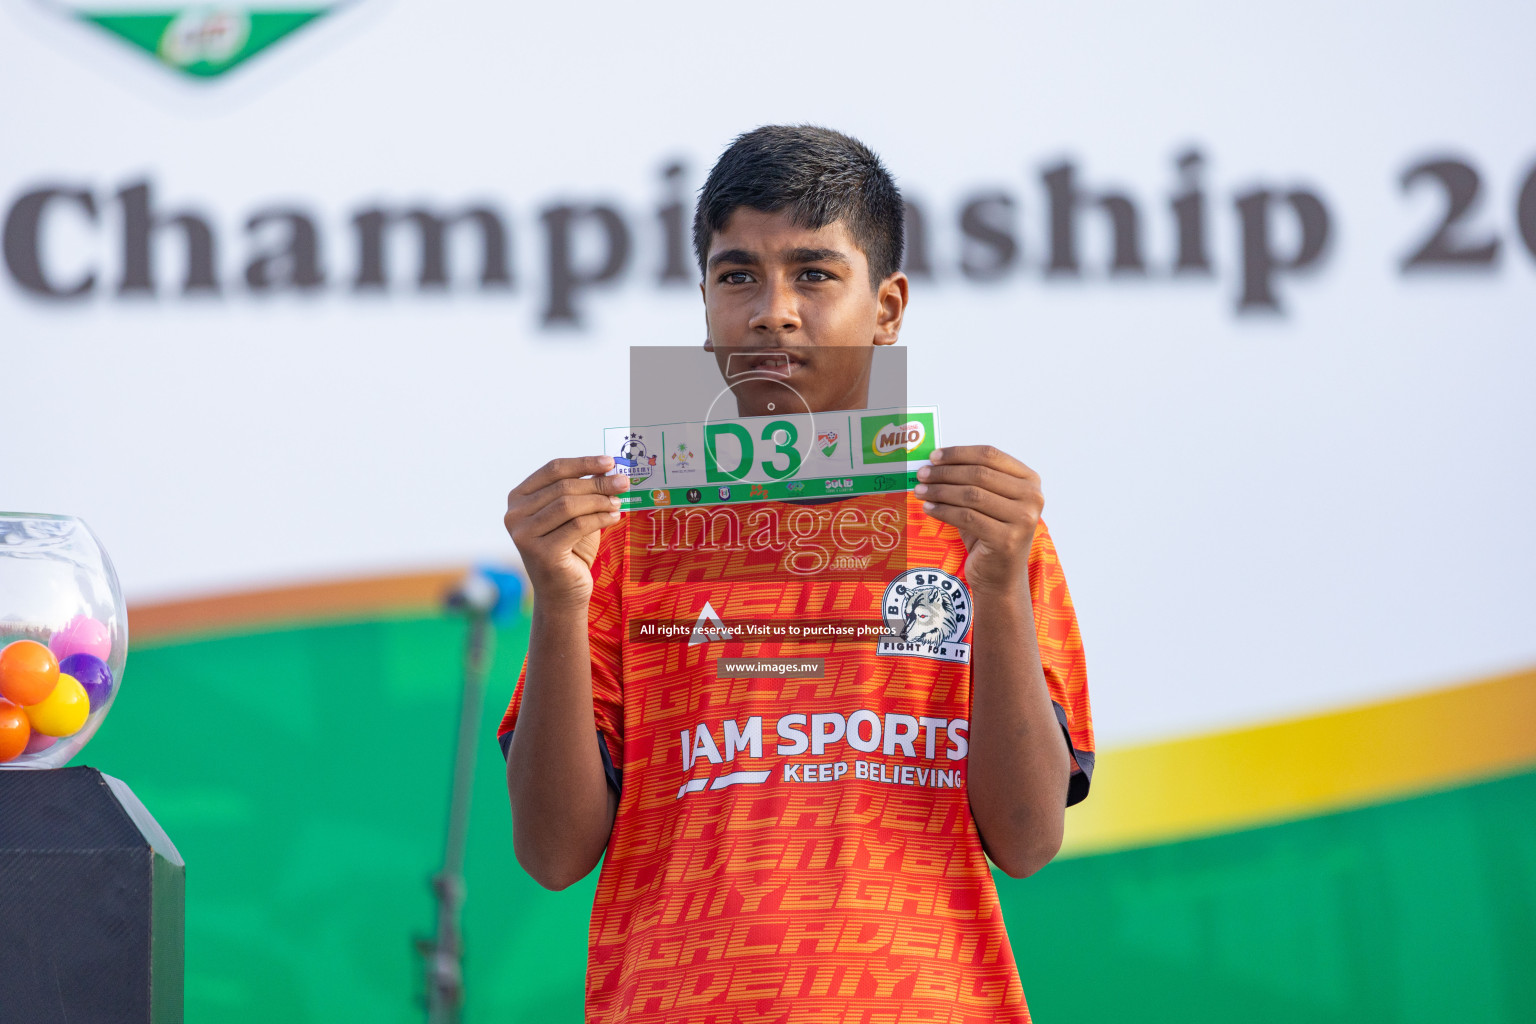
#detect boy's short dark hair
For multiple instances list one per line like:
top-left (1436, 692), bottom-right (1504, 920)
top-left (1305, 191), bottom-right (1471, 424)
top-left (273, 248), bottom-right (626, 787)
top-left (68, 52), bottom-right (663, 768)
top-left (693, 125), bottom-right (905, 287)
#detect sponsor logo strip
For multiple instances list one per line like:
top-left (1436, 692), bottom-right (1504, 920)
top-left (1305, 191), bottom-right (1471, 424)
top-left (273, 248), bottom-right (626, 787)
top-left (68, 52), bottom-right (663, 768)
top-left (616, 470), bottom-right (922, 509)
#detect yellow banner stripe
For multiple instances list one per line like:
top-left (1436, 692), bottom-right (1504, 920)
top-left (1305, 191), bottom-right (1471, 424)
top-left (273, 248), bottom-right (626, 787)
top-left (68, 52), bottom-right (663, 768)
top-left (1062, 666), bottom-right (1536, 857)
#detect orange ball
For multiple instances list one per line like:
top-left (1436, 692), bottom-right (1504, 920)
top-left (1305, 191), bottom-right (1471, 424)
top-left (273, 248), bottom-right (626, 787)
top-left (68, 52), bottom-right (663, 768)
top-left (0, 699), bottom-right (30, 762)
top-left (0, 640), bottom-right (59, 706)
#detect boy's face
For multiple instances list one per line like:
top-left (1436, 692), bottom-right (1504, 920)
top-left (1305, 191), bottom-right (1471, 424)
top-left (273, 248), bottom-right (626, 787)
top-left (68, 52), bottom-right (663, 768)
top-left (702, 208), bottom-right (907, 416)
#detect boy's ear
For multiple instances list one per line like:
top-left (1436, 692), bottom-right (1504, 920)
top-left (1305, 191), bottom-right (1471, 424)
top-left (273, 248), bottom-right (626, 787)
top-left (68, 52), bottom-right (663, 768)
top-left (701, 281), bottom-right (713, 351)
top-left (874, 271), bottom-right (909, 346)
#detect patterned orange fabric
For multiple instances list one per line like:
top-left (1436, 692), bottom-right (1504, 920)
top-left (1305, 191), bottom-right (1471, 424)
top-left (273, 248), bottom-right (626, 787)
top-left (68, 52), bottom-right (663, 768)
top-left (499, 492), bottom-right (1093, 1023)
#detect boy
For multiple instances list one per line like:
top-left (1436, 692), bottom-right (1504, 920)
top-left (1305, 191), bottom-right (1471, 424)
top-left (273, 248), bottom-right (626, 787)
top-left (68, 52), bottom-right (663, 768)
top-left (500, 125), bottom-right (1093, 1023)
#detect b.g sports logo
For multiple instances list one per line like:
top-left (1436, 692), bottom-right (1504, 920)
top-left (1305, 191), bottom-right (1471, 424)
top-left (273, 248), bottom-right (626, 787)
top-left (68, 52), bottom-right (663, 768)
top-left (877, 568), bottom-right (972, 664)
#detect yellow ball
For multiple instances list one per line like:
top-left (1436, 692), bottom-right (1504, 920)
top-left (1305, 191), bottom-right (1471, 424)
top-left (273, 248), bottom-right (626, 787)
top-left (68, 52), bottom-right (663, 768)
top-left (25, 673), bottom-right (90, 738)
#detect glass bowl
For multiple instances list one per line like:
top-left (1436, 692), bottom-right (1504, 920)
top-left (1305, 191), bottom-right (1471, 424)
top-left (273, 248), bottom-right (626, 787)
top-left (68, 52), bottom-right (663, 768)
top-left (0, 513), bottom-right (127, 769)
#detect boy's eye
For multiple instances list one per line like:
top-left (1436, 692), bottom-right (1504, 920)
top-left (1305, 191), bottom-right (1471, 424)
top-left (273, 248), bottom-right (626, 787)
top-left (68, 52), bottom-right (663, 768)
top-left (720, 271), bottom-right (753, 285)
top-left (801, 269), bottom-right (833, 282)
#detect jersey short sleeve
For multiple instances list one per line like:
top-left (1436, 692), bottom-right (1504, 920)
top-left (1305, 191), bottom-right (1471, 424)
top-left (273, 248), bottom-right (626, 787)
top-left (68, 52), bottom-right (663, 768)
top-left (497, 521), bottom-right (628, 788)
top-left (1031, 521), bottom-right (1095, 805)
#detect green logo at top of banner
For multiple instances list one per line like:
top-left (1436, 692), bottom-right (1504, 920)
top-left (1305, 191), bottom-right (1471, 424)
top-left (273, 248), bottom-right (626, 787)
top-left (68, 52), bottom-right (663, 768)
top-left (860, 411), bottom-right (936, 464)
top-left (47, 3), bottom-right (346, 79)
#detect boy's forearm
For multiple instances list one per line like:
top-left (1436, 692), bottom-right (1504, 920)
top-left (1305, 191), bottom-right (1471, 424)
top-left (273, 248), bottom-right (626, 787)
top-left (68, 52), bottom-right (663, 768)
top-left (966, 581), bottom-right (1070, 878)
top-left (505, 598), bottom-right (618, 890)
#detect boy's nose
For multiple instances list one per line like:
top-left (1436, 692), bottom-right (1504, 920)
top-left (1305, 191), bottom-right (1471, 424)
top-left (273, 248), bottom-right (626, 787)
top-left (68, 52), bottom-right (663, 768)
top-left (748, 279), bottom-right (801, 335)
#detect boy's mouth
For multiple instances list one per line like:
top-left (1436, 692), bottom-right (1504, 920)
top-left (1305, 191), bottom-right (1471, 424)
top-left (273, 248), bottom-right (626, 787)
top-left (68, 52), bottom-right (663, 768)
top-left (738, 350), bottom-right (807, 378)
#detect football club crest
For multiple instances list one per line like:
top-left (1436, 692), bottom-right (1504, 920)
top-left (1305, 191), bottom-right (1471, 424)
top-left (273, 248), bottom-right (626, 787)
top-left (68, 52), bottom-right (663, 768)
top-left (817, 430), bottom-right (839, 458)
top-left (877, 568), bottom-right (971, 663)
top-left (33, 1), bottom-right (364, 80)
top-left (615, 432), bottom-right (655, 484)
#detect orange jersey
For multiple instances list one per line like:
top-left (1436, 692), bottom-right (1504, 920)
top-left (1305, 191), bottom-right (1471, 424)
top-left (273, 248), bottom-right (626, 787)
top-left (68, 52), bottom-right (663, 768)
top-left (499, 492), bottom-right (1093, 1024)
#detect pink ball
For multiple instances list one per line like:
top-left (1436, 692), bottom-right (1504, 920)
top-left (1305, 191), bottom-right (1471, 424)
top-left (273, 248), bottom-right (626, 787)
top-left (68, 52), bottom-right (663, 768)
top-left (23, 731), bottom-right (57, 754)
top-left (49, 615), bottom-right (112, 663)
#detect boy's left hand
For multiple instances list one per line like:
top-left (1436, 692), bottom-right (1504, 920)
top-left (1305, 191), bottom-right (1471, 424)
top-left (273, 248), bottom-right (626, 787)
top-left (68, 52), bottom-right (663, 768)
top-left (915, 445), bottom-right (1042, 594)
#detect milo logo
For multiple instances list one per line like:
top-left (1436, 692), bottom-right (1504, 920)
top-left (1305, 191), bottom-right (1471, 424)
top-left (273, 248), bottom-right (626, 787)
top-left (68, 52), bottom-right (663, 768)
top-left (860, 412), bottom-right (936, 464)
top-left (873, 421), bottom-right (925, 455)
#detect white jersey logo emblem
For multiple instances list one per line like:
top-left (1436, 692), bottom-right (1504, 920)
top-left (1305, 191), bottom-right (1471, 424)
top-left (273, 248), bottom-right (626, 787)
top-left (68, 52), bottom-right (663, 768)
top-left (688, 600), bottom-right (732, 646)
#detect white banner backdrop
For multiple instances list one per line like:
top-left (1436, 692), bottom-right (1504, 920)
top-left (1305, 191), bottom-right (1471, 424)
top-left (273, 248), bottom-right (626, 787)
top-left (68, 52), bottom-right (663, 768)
top-left (2, 0), bottom-right (1533, 745)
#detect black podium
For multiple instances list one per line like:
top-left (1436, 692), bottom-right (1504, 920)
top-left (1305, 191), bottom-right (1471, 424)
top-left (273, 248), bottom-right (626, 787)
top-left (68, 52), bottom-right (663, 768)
top-left (0, 766), bottom-right (184, 1024)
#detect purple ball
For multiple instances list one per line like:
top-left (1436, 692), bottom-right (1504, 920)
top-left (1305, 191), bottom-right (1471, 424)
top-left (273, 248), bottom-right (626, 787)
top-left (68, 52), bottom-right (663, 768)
top-left (59, 653), bottom-right (113, 710)
top-left (23, 731), bottom-right (56, 754)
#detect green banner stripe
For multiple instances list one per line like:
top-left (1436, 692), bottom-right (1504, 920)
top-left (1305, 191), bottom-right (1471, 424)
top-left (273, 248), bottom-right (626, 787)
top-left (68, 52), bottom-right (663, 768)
top-left (618, 471), bottom-right (919, 509)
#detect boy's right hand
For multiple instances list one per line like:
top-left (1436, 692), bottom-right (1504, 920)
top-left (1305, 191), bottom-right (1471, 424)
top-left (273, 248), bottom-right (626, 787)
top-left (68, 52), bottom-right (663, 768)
top-left (504, 456), bottom-right (630, 608)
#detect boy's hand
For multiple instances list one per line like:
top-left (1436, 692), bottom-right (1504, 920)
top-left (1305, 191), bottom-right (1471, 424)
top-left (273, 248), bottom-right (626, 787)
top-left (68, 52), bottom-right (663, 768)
top-left (915, 445), bottom-right (1042, 594)
top-left (505, 456), bottom-right (630, 608)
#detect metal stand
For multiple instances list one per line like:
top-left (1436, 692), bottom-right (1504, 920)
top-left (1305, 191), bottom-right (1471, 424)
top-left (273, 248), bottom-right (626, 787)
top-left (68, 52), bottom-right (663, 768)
top-left (418, 566), bottom-right (519, 1024)
top-left (419, 607), bottom-right (492, 1024)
